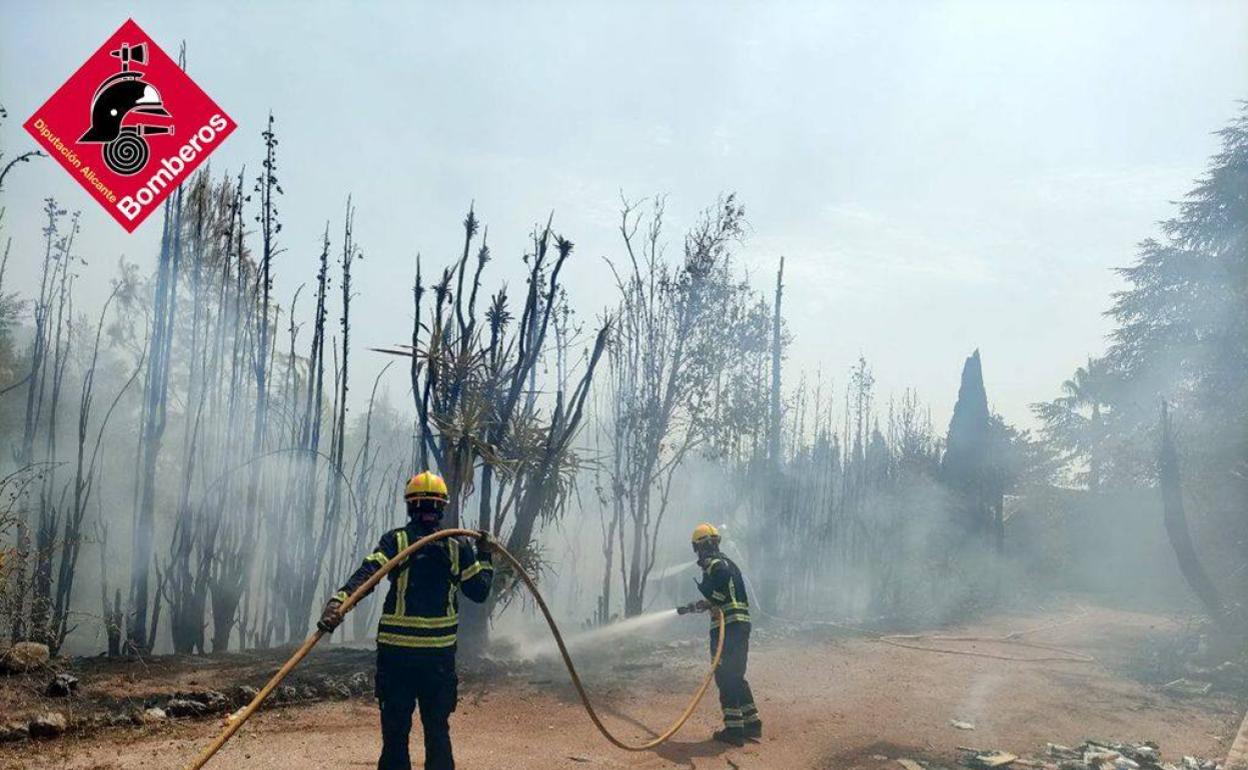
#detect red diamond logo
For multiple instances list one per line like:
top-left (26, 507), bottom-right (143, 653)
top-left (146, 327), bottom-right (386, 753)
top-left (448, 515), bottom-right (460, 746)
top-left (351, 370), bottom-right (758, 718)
top-left (23, 19), bottom-right (236, 232)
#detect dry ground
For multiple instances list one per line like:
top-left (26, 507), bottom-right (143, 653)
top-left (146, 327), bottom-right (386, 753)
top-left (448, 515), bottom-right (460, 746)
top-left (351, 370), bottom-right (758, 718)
top-left (2, 604), bottom-right (1241, 770)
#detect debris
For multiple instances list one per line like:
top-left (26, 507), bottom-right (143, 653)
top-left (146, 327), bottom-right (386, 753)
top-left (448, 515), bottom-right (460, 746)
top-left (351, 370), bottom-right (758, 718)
top-left (898, 759), bottom-right (926, 770)
top-left (0, 642), bottom-right (50, 673)
top-left (45, 672), bottom-right (79, 697)
top-left (187, 690), bottom-right (229, 711)
top-left (141, 707), bottom-right (167, 723)
top-left (165, 698), bottom-right (209, 718)
top-left (107, 711), bottom-right (135, 727)
top-left (1163, 679), bottom-right (1213, 697)
top-left (28, 712), bottom-right (67, 739)
top-left (345, 672), bottom-right (371, 695)
top-left (1020, 739), bottom-right (1220, 770)
top-left (965, 751), bottom-right (1018, 768)
top-left (569, 756), bottom-right (592, 763)
top-left (0, 722), bottom-right (29, 743)
top-left (952, 719), bottom-right (976, 731)
top-left (228, 684), bottom-right (260, 706)
top-left (272, 685), bottom-right (298, 703)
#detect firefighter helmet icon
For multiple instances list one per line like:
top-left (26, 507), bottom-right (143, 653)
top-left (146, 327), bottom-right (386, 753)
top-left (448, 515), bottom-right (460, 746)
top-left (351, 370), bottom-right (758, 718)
top-left (77, 42), bottom-right (174, 176)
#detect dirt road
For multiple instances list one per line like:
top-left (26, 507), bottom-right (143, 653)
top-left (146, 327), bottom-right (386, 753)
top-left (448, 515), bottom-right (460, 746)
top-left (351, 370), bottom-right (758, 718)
top-left (3, 605), bottom-right (1240, 769)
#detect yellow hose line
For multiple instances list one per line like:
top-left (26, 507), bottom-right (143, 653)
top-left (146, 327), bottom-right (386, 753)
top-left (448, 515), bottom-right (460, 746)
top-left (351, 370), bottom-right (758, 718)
top-left (188, 528), bottom-right (724, 769)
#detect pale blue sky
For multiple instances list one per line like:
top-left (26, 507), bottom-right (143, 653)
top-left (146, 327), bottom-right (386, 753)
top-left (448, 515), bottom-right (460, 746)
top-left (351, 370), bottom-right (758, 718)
top-left (2, 0), bottom-right (1246, 430)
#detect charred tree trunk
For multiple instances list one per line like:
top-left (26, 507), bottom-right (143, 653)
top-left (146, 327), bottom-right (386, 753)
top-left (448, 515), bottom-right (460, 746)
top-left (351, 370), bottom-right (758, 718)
top-left (758, 256), bottom-right (784, 613)
top-left (1159, 402), bottom-right (1241, 633)
top-left (129, 189), bottom-right (183, 653)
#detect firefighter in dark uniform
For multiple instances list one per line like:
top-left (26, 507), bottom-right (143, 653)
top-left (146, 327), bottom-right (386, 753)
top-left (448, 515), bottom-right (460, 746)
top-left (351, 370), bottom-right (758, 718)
top-left (689, 523), bottom-right (760, 746)
top-left (318, 471), bottom-right (492, 770)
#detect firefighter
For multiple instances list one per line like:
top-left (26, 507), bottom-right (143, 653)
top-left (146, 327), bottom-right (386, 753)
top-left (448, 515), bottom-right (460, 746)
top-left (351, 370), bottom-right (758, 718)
top-left (317, 471), bottom-right (492, 770)
top-left (690, 523), bottom-right (760, 746)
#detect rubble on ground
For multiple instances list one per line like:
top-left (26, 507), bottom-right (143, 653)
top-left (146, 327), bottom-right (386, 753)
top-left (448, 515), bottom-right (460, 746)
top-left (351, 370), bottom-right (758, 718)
top-left (141, 707), bottom-right (167, 723)
top-left (966, 751), bottom-right (1018, 768)
top-left (946, 739), bottom-right (1224, 770)
top-left (28, 712), bottom-right (67, 739)
top-left (0, 722), bottom-right (30, 743)
top-left (1134, 618), bottom-right (1248, 698)
top-left (164, 698), bottom-right (210, 718)
top-left (0, 665), bottom-right (382, 745)
top-left (45, 672), bottom-right (79, 697)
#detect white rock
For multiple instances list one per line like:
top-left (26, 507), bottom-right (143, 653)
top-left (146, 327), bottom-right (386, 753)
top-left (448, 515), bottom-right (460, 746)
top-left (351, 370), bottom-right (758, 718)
top-left (142, 707), bottom-right (167, 723)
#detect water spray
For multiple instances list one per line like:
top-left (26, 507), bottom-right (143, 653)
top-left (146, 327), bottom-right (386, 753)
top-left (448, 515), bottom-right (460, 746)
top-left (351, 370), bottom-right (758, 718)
top-left (525, 608), bottom-right (682, 659)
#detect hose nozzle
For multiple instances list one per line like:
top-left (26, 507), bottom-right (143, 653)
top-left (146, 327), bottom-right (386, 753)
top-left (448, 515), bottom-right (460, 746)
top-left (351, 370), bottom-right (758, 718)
top-left (676, 600), bottom-right (710, 615)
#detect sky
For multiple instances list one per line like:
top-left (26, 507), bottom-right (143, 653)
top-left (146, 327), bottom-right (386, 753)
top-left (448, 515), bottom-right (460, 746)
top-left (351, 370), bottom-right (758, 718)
top-left (2, 0), bottom-right (1246, 432)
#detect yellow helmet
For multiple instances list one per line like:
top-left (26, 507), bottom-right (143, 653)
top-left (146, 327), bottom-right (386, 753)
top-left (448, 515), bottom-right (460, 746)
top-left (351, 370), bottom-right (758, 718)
top-left (405, 471), bottom-right (449, 504)
top-left (691, 523), bottom-right (720, 545)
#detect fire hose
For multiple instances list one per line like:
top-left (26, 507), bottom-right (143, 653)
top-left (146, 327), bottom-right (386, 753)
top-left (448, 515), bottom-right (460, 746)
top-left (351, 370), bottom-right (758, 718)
top-left (188, 528), bottom-right (725, 769)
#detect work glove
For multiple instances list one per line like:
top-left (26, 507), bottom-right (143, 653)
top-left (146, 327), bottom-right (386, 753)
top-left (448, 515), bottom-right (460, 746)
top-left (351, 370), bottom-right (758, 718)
top-left (317, 599), bottom-right (344, 634)
top-left (475, 529), bottom-right (493, 558)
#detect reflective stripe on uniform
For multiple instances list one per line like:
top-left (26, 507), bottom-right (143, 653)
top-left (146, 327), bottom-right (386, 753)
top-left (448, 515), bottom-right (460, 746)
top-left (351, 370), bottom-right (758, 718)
top-left (332, 590), bottom-right (348, 603)
top-left (366, 552), bottom-right (388, 566)
top-left (377, 631), bottom-right (457, 649)
top-left (395, 530), bottom-right (409, 616)
top-left (378, 621), bottom-right (458, 640)
top-left (461, 560), bottom-right (491, 581)
top-left (710, 611), bottom-right (750, 626)
top-left (447, 539), bottom-right (459, 616)
top-left (380, 613), bottom-right (458, 629)
top-left (712, 568), bottom-right (751, 625)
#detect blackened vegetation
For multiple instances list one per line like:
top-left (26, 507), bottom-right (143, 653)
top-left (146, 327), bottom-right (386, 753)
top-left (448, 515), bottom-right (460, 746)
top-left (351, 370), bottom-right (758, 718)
top-left (0, 103), bottom-right (1244, 664)
top-left (0, 108), bottom-right (606, 656)
top-left (400, 205), bottom-right (608, 645)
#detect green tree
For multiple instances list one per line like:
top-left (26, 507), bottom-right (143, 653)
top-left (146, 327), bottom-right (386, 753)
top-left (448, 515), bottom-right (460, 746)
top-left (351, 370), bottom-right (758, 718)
top-left (1033, 357), bottom-right (1114, 490)
top-left (1041, 103), bottom-right (1248, 615)
top-left (942, 350), bottom-right (997, 544)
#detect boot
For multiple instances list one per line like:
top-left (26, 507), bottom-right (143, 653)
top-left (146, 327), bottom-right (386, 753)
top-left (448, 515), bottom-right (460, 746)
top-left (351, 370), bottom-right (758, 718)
top-left (712, 727), bottom-right (744, 747)
top-left (743, 721), bottom-right (762, 742)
